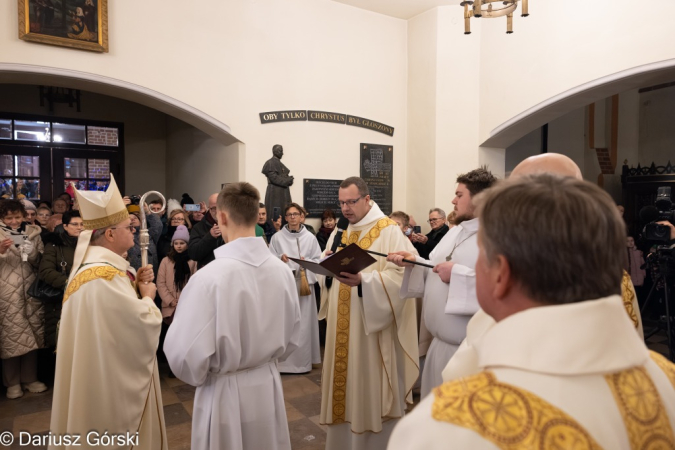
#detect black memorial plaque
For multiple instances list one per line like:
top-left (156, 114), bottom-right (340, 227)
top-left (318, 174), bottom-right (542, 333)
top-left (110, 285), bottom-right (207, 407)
top-left (303, 179), bottom-right (343, 219)
top-left (360, 143), bottom-right (393, 215)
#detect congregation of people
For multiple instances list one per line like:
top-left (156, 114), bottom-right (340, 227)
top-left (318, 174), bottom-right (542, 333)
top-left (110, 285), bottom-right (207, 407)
top-left (1, 153), bottom-right (674, 450)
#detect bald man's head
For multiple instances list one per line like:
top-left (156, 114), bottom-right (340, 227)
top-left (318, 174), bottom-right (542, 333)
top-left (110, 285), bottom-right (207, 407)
top-left (511, 153), bottom-right (582, 180)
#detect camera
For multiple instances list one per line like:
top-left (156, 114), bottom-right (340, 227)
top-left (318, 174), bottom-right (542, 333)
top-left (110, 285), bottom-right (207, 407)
top-left (642, 187), bottom-right (675, 242)
top-left (128, 195), bottom-right (141, 205)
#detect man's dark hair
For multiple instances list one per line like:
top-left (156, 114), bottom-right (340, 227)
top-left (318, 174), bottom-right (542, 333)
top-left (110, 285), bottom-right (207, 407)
top-left (284, 202), bottom-right (304, 216)
top-left (340, 177), bottom-right (370, 197)
top-left (217, 182), bottom-right (260, 226)
top-left (149, 199), bottom-right (163, 206)
top-left (62, 210), bottom-right (81, 225)
top-left (0, 200), bottom-right (26, 218)
top-left (456, 167), bottom-right (498, 196)
top-left (259, 203), bottom-right (265, 208)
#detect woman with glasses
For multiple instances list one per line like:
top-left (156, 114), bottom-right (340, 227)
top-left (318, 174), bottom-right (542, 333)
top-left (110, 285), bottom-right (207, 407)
top-left (269, 202), bottom-right (322, 373)
top-left (157, 206), bottom-right (193, 262)
top-left (38, 211), bottom-right (83, 350)
top-left (36, 206), bottom-right (52, 229)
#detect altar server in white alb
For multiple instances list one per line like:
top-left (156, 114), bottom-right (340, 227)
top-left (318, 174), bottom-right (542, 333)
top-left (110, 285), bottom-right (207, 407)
top-left (269, 202), bottom-right (321, 373)
top-left (319, 176), bottom-right (419, 450)
top-left (389, 174), bottom-right (675, 450)
top-left (50, 176), bottom-right (167, 450)
top-left (388, 168), bottom-right (497, 398)
top-left (164, 182), bottom-right (301, 450)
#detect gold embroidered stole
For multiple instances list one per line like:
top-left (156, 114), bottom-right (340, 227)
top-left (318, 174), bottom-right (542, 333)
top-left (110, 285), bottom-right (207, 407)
top-left (621, 271), bottom-right (639, 330)
top-left (330, 217), bottom-right (397, 423)
top-left (433, 361), bottom-right (675, 450)
top-left (432, 372), bottom-right (603, 449)
top-left (63, 265), bottom-right (128, 304)
top-left (605, 358), bottom-right (675, 449)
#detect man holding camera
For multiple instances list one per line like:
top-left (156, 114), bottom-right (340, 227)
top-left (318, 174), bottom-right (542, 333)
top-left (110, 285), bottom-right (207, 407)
top-left (189, 192), bottom-right (225, 269)
top-left (388, 174), bottom-right (675, 450)
top-left (410, 208), bottom-right (450, 259)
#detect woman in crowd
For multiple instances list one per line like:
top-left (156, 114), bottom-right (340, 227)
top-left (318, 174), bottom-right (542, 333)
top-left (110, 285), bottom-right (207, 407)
top-left (52, 198), bottom-right (69, 215)
top-left (36, 206), bottom-right (52, 228)
top-left (0, 200), bottom-right (46, 399)
top-left (38, 211), bottom-right (82, 349)
top-left (157, 225), bottom-right (197, 376)
top-left (316, 208), bottom-right (337, 251)
top-left (157, 201), bottom-right (192, 262)
top-left (269, 202), bottom-right (321, 373)
top-left (21, 200), bottom-right (38, 225)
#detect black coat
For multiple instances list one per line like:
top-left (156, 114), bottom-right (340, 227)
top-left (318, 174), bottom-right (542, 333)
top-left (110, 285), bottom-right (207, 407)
top-left (188, 215), bottom-right (224, 269)
top-left (413, 224), bottom-right (450, 260)
top-left (262, 156), bottom-right (293, 220)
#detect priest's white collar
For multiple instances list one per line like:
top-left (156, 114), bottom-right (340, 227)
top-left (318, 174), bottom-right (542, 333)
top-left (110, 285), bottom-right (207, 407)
top-left (213, 236), bottom-right (271, 267)
top-left (351, 201), bottom-right (385, 229)
top-left (477, 295), bottom-right (648, 375)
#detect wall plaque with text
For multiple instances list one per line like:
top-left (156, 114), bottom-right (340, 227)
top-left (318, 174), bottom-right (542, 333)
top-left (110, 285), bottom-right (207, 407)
top-left (259, 110), bottom-right (307, 124)
top-left (346, 115), bottom-right (394, 137)
top-left (360, 143), bottom-right (393, 215)
top-left (307, 110), bottom-right (347, 124)
top-left (303, 179), bottom-right (342, 219)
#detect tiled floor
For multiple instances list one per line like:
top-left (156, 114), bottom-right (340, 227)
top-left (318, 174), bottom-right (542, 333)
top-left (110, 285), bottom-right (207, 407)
top-left (0, 334), bottom-right (671, 450)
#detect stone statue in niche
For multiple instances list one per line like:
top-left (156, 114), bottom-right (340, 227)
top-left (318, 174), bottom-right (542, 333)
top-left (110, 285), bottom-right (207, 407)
top-left (262, 144), bottom-right (294, 221)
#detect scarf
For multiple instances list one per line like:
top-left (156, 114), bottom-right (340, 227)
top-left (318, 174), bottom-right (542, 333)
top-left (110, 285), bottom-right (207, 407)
top-left (0, 221), bottom-right (27, 235)
top-left (173, 251), bottom-right (192, 291)
top-left (319, 225), bottom-right (335, 238)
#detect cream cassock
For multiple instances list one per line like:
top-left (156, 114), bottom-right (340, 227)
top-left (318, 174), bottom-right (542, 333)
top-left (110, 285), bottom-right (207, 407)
top-left (318, 202), bottom-right (419, 450)
top-left (268, 225), bottom-right (322, 373)
top-left (50, 246), bottom-right (167, 450)
top-left (389, 296), bottom-right (675, 450)
top-left (399, 217), bottom-right (479, 398)
top-left (164, 237), bottom-right (301, 450)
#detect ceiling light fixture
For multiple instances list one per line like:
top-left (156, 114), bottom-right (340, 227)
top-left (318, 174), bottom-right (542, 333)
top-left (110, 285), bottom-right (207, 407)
top-left (460, 0), bottom-right (529, 35)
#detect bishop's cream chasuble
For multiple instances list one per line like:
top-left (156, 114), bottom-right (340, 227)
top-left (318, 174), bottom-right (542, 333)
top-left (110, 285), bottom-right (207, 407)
top-left (50, 246), bottom-right (167, 450)
top-left (443, 271), bottom-right (646, 383)
top-left (400, 217), bottom-right (480, 398)
top-left (318, 203), bottom-right (419, 450)
top-left (389, 296), bottom-right (675, 450)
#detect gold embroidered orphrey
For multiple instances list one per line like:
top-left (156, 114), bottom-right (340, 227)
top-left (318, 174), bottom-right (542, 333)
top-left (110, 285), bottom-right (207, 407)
top-left (621, 270), bottom-right (640, 330)
top-left (432, 371), bottom-right (603, 450)
top-left (605, 363), bottom-right (675, 450)
top-left (63, 266), bottom-right (128, 303)
top-left (330, 217), bottom-right (397, 423)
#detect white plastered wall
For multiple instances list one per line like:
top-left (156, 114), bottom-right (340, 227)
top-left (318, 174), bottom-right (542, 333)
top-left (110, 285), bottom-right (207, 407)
top-left (0, 0), bottom-right (408, 211)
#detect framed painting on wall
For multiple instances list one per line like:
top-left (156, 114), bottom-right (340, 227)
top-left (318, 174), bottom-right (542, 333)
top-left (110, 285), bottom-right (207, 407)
top-left (18, 0), bottom-right (109, 52)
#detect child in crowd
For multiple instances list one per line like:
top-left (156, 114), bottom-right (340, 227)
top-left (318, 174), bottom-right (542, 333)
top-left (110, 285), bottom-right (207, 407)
top-left (157, 225), bottom-right (197, 376)
top-left (0, 200), bottom-right (46, 399)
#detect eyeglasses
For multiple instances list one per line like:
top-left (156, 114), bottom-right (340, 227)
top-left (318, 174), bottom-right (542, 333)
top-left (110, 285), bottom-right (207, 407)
top-left (427, 218), bottom-right (444, 224)
top-left (209, 207), bottom-right (217, 213)
top-left (66, 222), bottom-right (85, 228)
top-left (110, 225), bottom-right (137, 232)
top-left (286, 212), bottom-right (301, 218)
top-left (337, 196), bottom-right (364, 208)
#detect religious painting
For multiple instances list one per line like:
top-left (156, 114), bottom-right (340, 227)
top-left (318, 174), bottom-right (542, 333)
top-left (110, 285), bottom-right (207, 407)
top-left (18, 0), bottom-right (109, 53)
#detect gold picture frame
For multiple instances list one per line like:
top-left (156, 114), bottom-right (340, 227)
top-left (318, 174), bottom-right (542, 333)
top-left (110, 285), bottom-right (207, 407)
top-left (18, 0), bottom-right (108, 53)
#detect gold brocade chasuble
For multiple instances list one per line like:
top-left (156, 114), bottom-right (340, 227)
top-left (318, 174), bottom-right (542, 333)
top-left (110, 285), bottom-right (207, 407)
top-left (319, 211), bottom-right (419, 433)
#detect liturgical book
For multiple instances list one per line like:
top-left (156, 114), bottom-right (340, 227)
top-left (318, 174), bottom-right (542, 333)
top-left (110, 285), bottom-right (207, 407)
top-left (289, 243), bottom-right (377, 277)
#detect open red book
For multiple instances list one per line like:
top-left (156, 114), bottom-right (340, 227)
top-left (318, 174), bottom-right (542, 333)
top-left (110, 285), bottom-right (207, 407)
top-left (289, 243), bottom-right (377, 277)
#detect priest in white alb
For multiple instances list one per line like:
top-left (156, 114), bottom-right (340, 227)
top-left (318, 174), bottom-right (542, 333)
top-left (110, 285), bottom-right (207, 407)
top-left (388, 174), bottom-right (675, 450)
top-left (269, 202), bottom-right (321, 373)
top-left (50, 176), bottom-right (167, 450)
top-left (164, 182), bottom-right (301, 450)
top-left (388, 168), bottom-right (497, 398)
top-left (318, 176), bottom-right (419, 450)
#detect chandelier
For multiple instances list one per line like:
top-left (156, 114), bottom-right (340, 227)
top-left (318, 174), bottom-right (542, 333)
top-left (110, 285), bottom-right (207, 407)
top-left (460, 0), bottom-right (529, 35)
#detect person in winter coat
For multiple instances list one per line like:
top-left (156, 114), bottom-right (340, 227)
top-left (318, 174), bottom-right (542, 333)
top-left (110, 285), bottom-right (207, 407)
top-left (157, 203), bottom-right (192, 263)
top-left (156, 225), bottom-right (197, 376)
top-left (0, 200), bottom-right (46, 399)
top-left (38, 211), bottom-right (82, 348)
top-left (188, 193), bottom-right (224, 269)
